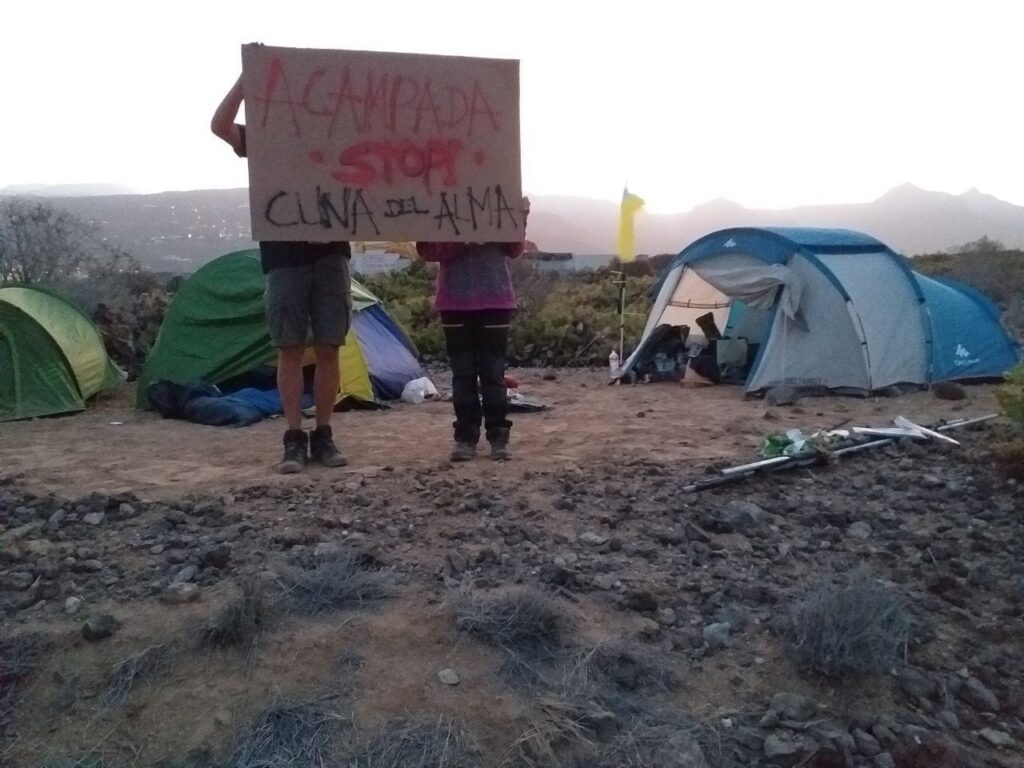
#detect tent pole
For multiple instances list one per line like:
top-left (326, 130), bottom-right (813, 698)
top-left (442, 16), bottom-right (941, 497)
top-left (681, 413), bottom-right (998, 493)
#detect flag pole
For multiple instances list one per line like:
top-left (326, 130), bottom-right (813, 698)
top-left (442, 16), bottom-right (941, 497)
top-left (620, 181), bottom-right (626, 361)
top-left (615, 182), bottom-right (643, 373)
top-left (618, 271), bottom-right (626, 363)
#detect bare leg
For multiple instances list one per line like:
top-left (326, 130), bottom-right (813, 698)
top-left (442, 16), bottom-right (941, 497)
top-left (314, 343), bottom-right (340, 427)
top-left (277, 346), bottom-right (305, 430)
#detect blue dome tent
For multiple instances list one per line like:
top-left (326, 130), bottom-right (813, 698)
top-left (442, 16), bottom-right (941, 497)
top-left (623, 228), bottom-right (1019, 394)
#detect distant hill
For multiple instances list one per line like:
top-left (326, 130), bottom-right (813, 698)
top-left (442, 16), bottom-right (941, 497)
top-left (530, 184), bottom-right (1024, 257)
top-left (3, 184), bottom-right (1023, 272)
top-left (1, 183), bottom-right (135, 197)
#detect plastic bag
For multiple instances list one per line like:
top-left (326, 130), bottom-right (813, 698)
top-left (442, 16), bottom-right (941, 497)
top-left (759, 428), bottom-right (839, 458)
top-left (401, 377), bottom-right (439, 404)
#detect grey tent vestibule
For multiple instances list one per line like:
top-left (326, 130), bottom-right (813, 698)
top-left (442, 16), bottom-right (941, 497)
top-left (621, 227), bottom-right (1019, 395)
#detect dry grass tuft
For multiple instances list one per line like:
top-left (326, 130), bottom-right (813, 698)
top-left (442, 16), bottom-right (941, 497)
top-left (227, 698), bottom-right (347, 768)
top-left (587, 641), bottom-right (677, 694)
top-left (506, 695), bottom-right (596, 768)
top-left (279, 550), bottom-right (395, 616)
top-left (593, 716), bottom-right (710, 768)
top-left (99, 643), bottom-right (179, 711)
top-left (199, 578), bottom-right (272, 656)
top-left (784, 567), bottom-right (910, 678)
top-left (348, 715), bottom-right (481, 768)
top-left (0, 632), bottom-right (42, 727)
top-left (37, 758), bottom-right (115, 768)
top-left (452, 587), bottom-right (573, 659)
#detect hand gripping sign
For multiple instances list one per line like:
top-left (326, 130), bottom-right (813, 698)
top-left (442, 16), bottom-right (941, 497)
top-left (241, 44), bottom-right (522, 243)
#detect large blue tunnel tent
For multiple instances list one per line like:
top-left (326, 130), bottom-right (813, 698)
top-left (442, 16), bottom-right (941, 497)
top-left (623, 228), bottom-right (1019, 394)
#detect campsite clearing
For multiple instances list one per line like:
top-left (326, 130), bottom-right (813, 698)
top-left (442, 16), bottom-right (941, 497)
top-left (0, 369), bottom-right (998, 499)
top-left (2, 372), bottom-right (1021, 768)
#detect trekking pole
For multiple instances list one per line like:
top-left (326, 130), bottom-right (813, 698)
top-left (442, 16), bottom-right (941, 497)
top-left (681, 413), bottom-right (998, 494)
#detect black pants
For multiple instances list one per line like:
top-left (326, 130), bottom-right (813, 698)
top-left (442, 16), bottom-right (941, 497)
top-left (441, 310), bottom-right (512, 444)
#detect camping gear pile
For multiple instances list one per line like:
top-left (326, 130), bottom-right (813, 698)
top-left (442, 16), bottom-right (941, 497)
top-left (684, 413), bottom-right (997, 493)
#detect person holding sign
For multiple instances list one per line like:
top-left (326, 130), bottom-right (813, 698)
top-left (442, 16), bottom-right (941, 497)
top-left (211, 74), bottom-right (350, 474)
top-left (417, 197), bottom-right (530, 462)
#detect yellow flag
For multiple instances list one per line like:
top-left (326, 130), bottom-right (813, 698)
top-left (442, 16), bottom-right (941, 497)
top-left (616, 187), bottom-right (645, 263)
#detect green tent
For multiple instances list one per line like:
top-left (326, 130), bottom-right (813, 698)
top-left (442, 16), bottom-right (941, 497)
top-left (0, 285), bottom-right (123, 421)
top-left (136, 249), bottom-right (424, 407)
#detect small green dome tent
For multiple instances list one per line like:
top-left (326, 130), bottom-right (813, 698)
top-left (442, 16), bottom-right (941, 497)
top-left (0, 285), bottom-right (123, 421)
top-left (135, 250), bottom-right (424, 408)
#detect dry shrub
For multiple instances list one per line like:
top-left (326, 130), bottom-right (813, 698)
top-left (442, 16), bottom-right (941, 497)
top-left (279, 549), bottom-right (395, 616)
top-left (452, 587), bottom-right (573, 660)
top-left (784, 567), bottom-right (910, 678)
top-left (506, 695), bottom-right (596, 767)
top-left (0, 633), bottom-right (42, 729)
top-left (990, 436), bottom-right (1024, 479)
top-left (227, 699), bottom-right (347, 768)
top-left (508, 703), bottom-right (712, 768)
top-left (593, 717), bottom-right (710, 768)
top-left (452, 587), bottom-right (578, 692)
top-left (199, 578), bottom-right (272, 655)
top-left (992, 363), bottom-right (1024, 477)
top-left (37, 759), bottom-right (115, 768)
top-left (99, 643), bottom-right (179, 711)
top-left (349, 716), bottom-right (481, 768)
top-left (588, 641), bottom-right (676, 694)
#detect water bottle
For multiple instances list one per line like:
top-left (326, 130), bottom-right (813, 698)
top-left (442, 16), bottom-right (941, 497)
top-left (609, 350), bottom-right (620, 379)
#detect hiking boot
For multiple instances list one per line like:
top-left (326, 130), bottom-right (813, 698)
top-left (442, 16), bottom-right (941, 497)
top-left (489, 428), bottom-right (511, 462)
top-left (310, 425), bottom-right (347, 467)
top-left (450, 442), bottom-right (477, 462)
top-left (279, 429), bottom-right (308, 474)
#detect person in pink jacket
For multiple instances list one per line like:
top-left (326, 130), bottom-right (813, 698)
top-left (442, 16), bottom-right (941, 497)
top-left (417, 198), bottom-right (530, 461)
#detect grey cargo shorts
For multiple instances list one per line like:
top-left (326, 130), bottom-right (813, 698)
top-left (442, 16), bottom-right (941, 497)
top-left (263, 245), bottom-right (351, 348)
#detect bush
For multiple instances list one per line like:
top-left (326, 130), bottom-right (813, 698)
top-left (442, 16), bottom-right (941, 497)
top-left (0, 633), bottom-right (42, 727)
top-left (991, 363), bottom-right (1024, 478)
top-left (349, 716), bottom-right (481, 768)
top-left (99, 643), bottom-right (179, 711)
top-left (228, 700), bottom-right (346, 768)
top-left (278, 549), bottom-right (395, 616)
top-left (358, 259), bottom-right (653, 366)
top-left (996, 363), bottom-right (1024, 426)
top-left (199, 578), bottom-right (273, 656)
top-left (451, 587), bottom-right (573, 660)
top-left (783, 568), bottom-right (910, 678)
top-left (507, 694), bottom-right (597, 767)
top-left (990, 437), bottom-right (1024, 480)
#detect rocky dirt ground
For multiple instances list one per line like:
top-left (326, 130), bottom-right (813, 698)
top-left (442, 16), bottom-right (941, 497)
top-left (1, 372), bottom-right (1021, 767)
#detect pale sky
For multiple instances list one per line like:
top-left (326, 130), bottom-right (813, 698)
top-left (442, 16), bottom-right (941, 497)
top-left (2, 0), bottom-right (1022, 213)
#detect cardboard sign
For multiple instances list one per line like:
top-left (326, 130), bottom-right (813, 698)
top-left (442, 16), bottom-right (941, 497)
top-left (241, 44), bottom-right (522, 243)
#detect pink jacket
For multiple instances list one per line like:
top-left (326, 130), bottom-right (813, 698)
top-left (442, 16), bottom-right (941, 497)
top-left (416, 241), bottom-right (523, 312)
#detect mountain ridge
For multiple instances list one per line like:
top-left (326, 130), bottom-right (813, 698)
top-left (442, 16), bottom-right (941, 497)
top-left (3, 184), bottom-right (1023, 272)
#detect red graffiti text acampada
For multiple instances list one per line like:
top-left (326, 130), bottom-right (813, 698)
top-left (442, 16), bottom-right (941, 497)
top-left (256, 57), bottom-right (503, 139)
